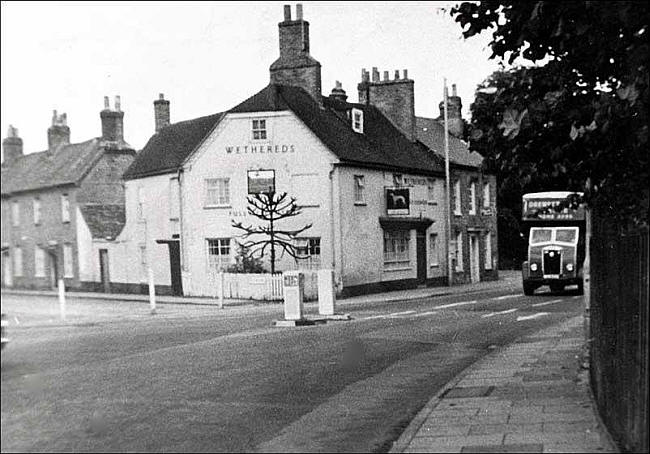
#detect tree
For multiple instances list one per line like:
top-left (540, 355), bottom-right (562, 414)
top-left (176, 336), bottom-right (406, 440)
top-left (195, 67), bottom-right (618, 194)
top-left (231, 192), bottom-right (312, 273)
top-left (225, 243), bottom-right (267, 274)
top-left (452, 1), bottom-right (649, 227)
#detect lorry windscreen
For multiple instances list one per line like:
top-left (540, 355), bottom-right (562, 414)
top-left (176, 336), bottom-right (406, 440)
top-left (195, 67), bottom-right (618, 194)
top-left (530, 228), bottom-right (552, 244)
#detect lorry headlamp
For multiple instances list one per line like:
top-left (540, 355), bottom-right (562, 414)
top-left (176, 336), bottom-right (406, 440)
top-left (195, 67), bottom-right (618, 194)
top-left (566, 263), bottom-right (574, 271)
top-left (530, 263), bottom-right (538, 271)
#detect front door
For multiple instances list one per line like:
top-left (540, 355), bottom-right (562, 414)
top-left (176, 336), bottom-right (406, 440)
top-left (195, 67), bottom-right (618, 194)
top-left (48, 252), bottom-right (58, 288)
top-left (416, 230), bottom-right (427, 284)
top-left (99, 249), bottom-right (111, 293)
top-left (469, 234), bottom-right (480, 283)
top-left (168, 241), bottom-right (183, 296)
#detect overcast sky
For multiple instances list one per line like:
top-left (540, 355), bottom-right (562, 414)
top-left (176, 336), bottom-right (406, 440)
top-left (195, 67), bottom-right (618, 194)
top-left (1, 1), bottom-right (506, 157)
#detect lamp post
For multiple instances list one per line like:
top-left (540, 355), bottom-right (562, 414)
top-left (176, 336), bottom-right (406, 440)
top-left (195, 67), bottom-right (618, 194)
top-left (443, 78), bottom-right (453, 286)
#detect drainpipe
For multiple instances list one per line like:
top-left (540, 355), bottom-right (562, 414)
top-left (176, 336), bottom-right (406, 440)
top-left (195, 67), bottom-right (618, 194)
top-left (177, 169), bottom-right (186, 271)
top-left (329, 167), bottom-right (336, 270)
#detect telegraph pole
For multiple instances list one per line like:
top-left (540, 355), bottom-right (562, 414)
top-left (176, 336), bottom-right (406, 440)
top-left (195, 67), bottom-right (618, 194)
top-left (443, 78), bottom-right (453, 286)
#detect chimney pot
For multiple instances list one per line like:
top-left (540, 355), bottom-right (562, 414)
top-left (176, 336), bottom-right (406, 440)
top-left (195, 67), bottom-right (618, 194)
top-left (283, 4), bottom-right (291, 20)
top-left (296, 3), bottom-right (303, 20)
top-left (383, 71), bottom-right (389, 81)
top-left (154, 92), bottom-right (171, 132)
top-left (403, 69), bottom-right (408, 79)
top-left (8, 125), bottom-right (18, 137)
top-left (159, 93), bottom-right (165, 100)
top-left (104, 96), bottom-right (110, 109)
top-left (372, 67), bottom-right (379, 82)
top-left (452, 84), bottom-right (457, 97)
top-left (3, 125), bottom-right (23, 164)
top-left (395, 70), bottom-right (400, 80)
top-left (115, 95), bottom-right (121, 112)
top-left (48, 110), bottom-right (70, 152)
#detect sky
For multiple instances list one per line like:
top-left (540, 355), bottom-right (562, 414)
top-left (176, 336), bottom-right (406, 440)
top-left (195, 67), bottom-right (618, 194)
top-left (1, 1), bottom-right (506, 158)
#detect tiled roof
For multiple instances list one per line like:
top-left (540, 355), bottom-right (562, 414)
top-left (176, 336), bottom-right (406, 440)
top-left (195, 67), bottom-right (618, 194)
top-left (122, 112), bottom-right (225, 180)
top-left (231, 84), bottom-right (444, 175)
top-left (125, 84), bottom-right (445, 180)
top-left (78, 204), bottom-right (126, 239)
top-left (416, 116), bottom-right (484, 169)
top-left (1, 139), bottom-right (105, 195)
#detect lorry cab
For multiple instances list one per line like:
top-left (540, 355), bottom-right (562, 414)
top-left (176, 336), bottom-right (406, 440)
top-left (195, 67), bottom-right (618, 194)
top-left (520, 192), bottom-right (585, 295)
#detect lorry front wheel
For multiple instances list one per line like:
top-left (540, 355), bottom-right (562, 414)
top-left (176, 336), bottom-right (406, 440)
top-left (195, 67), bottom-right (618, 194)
top-left (523, 281), bottom-right (536, 296)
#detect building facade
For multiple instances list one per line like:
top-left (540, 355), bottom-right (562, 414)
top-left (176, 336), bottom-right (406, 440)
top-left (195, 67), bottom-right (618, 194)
top-left (1, 98), bottom-right (136, 291)
top-left (109, 3), bottom-right (498, 297)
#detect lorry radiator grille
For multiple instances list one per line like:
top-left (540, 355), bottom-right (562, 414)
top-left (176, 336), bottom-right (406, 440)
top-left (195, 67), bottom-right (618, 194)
top-left (543, 250), bottom-right (561, 275)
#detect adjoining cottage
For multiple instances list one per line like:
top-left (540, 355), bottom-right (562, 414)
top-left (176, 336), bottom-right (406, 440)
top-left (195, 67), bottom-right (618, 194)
top-left (1, 97), bottom-right (136, 291)
top-left (113, 4), bottom-right (497, 297)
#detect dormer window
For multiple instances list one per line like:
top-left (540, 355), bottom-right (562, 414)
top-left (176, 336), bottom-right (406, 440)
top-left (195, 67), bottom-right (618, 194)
top-left (252, 119), bottom-right (267, 140)
top-left (351, 108), bottom-right (364, 134)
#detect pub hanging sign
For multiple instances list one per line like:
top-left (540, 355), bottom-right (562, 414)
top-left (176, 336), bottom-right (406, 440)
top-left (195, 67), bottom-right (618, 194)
top-left (247, 169), bottom-right (276, 195)
top-left (386, 187), bottom-right (410, 215)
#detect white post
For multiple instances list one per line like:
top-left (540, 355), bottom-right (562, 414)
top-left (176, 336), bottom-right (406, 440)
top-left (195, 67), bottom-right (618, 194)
top-left (443, 78), bottom-right (453, 286)
top-left (318, 269), bottom-right (336, 316)
top-left (148, 267), bottom-right (156, 314)
top-left (218, 271), bottom-right (224, 309)
top-left (57, 278), bottom-right (66, 321)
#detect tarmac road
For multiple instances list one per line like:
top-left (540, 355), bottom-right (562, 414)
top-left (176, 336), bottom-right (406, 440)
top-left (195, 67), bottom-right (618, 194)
top-left (1, 286), bottom-right (583, 452)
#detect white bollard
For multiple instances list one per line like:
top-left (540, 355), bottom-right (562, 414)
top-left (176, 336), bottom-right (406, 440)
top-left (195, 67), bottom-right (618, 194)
top-left (218, 271), bottom-right (225, 309)
top-left (148, 267), bottom-right (156, 314)
top-left (57, 278), bottom-right (66, 321)
top-left (318, 269), bottom-right (336, 316)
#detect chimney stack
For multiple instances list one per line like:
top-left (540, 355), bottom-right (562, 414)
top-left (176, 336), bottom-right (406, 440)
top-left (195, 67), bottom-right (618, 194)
top-left (2, 125), bottom-right (23, 165)
top-left (47, 109), bottom-right (70, 152)
top-left (358, 68), bottom-right (416, 141)
top-left (329, 80), bottom-right (348, 102)
top-left (100, 95), bottom-right (125, 143)
top-left (154, 93), bottom-right (170, 132)
top-left (269, 4), bottom-right (322, 103)
top-left (439, 83), bottom-right (463, 138)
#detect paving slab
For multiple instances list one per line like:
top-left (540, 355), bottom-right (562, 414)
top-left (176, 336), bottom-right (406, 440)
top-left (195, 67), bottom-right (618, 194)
top-left (390, 315), bottom-right (619, 454)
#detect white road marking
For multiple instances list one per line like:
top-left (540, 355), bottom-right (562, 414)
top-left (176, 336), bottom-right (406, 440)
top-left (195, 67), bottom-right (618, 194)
top-left (481, 308), bottom-right (518, 318)
top-left (532, 299), bottom-right (564, 307)
top-left (516, 312), bottom-right (549, 321)
top-left (360, 314), bottom-right (389, 320)
top-left (410, 310), bottom-right (441, 318)
top-left (494, 294), bottom-right (519, 301)
top-left (435, 300), bottom-right (478, 310)
top-left (386, 310), bottom-right (417, 317)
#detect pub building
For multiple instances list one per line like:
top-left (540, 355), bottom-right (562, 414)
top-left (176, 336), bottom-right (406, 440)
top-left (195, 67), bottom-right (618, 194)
top-left (108, 3), bottom-right (496, 297)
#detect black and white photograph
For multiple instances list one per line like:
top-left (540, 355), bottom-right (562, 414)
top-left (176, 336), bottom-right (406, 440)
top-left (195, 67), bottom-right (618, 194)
top-left (1, 1), bottom-right (647, 452)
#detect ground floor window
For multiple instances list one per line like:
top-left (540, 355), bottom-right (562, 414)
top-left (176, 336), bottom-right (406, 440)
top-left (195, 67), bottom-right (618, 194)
top-left (13, 247), bottom-right (23, 277)
top-left (484, 233), bottom-right (493, 270)
top-left (295, 237), bottom-right (321, 269)
top-left (429, 233), bottom-right (439, 266)
top-left (63, 244), bottom-right (74, 278)
top-left (450, 231), bottom-right (464, 272)
top-left (35, 246), bottom-right (46, 277)
top-left (207, 238), bottom-right (231, 271)
top-left (384, 230), bottom-right (410, 267)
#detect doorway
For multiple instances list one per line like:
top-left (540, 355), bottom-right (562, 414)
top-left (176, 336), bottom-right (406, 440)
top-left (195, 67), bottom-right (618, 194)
top-left (99, 249), bottom-right (111, 293)
top-left (469, 233), bottom-right (480, 283)
top-left (48, 251), bottom-right (58, 288)
top-left (416, 230), bottom-right (427, 285)
top-left (155, 239), bottom-right (183, 296)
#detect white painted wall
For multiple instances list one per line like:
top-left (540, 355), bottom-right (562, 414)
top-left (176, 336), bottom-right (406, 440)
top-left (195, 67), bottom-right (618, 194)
top-left (181, 111), bottom-right (338, 296)
top-left (75, 206), bottom-right (94, 281)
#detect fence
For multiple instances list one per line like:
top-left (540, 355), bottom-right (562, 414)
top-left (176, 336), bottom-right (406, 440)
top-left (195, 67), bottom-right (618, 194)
top-left (200, 271), bottom-right (319, 301)
top-left (590, 216), bottom-right (648, 453)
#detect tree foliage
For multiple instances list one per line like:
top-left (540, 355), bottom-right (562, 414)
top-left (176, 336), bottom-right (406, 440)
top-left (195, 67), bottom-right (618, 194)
top-left (452, 1), bottom-right (649, 227)
top-left (231, 192), bottom-right (312, 273)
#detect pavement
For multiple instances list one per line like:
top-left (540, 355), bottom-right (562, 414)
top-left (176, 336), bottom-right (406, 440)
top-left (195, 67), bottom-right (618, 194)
top-left (390, 315), bottom-right (619, 453)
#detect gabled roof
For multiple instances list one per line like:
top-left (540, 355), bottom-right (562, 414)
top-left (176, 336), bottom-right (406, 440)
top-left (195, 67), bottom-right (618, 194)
top-left (126, 84), bottom-right (444, 180)
top-left (1, 139), bottom-right (105, 195)
top-left (78, 204), bottom-right (126, 239)
top-left (122, 112), bottom-right (225, 180)
top-left (416, 116), bottom-right (484, 169)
